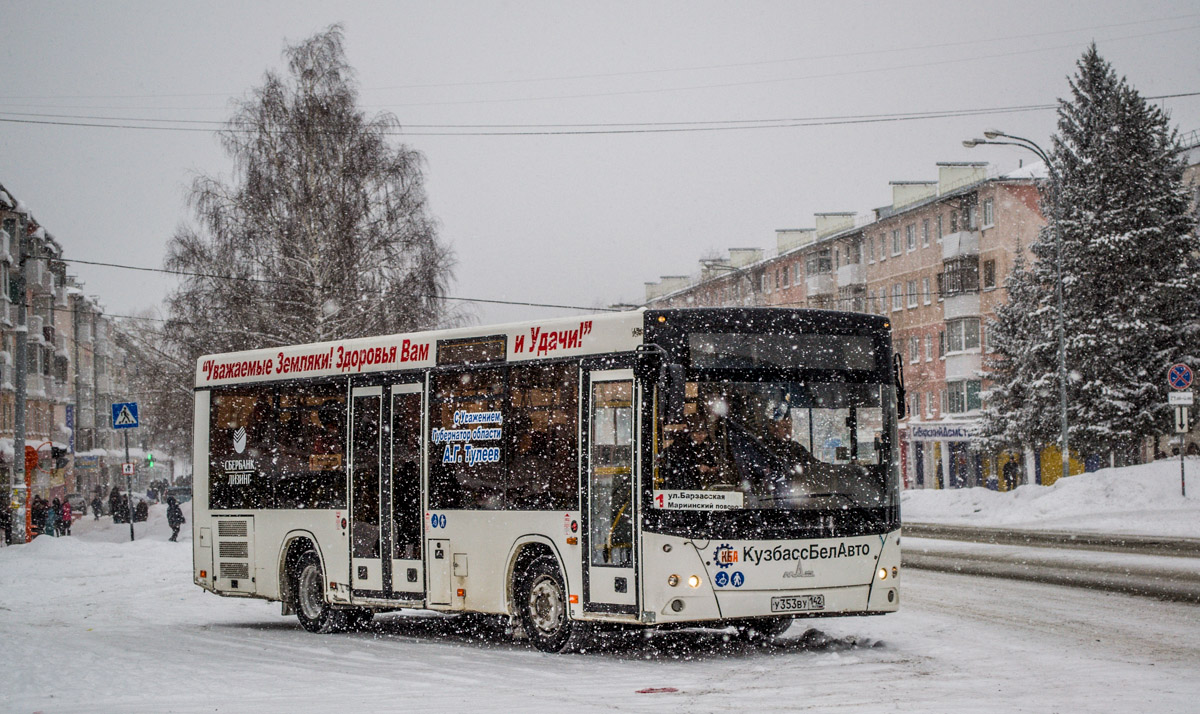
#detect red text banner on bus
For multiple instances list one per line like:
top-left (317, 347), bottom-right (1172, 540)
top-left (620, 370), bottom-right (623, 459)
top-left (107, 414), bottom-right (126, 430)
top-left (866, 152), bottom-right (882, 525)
top-left (194, 312), bottom-right (643, 387)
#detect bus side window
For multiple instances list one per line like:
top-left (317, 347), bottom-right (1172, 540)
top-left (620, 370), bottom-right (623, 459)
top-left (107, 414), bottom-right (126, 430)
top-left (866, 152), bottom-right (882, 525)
top-left (429, 368), bottom-right (506, 510)
top-left (506, 363), bottom-right (578, 511)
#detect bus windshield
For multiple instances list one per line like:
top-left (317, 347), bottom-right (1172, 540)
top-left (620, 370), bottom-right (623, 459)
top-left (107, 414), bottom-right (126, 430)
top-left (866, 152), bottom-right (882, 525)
top-left (655, 380), bottom-right (895, 511)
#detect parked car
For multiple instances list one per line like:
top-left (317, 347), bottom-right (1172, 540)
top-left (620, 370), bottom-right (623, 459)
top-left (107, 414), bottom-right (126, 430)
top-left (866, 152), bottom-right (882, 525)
top-left (66, 492), bottom-right (87, 516)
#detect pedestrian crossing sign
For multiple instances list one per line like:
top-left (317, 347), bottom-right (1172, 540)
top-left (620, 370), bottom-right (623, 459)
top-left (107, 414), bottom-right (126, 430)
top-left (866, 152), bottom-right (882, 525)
top-left (112, 402), bottom-right (139, 429)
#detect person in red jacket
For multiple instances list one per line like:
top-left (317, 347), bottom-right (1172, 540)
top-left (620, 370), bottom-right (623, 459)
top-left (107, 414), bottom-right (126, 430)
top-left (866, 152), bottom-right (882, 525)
top-left (61, 499), bottom-right (72, 536)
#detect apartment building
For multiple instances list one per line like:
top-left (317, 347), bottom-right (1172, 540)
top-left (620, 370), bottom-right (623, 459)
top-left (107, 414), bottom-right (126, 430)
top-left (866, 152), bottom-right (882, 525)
top-left (644, 161), bottom-right (1049, 490)
top-left (0, 182), bottom-right (144, 505)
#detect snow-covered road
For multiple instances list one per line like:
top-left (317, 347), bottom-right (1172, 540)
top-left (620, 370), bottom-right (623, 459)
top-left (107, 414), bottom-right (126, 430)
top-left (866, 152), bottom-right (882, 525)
top-left (2, 509), bottom-right (1198, 713)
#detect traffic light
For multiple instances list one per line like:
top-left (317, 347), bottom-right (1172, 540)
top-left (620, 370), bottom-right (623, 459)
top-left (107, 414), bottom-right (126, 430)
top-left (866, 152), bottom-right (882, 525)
top-left (146, 452), bottom-right (155, 469)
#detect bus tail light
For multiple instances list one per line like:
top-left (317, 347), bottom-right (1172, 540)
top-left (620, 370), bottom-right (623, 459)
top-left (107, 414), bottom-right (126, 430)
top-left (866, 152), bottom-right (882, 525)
top-left (569, 594), bottom-right (579, 604)
top-left (457, 588), bottom-right (465, 598)
top-left (199, 570), bottom-right (206, 579)
top-left (566, 537), bottom-right (578, 545)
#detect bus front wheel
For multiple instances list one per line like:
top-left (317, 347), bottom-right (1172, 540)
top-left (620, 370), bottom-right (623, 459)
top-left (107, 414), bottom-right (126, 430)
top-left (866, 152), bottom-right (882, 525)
top-left (292, 551), bottom-right (348, 634)
top-left (517, 556), bottom-right (588, 653)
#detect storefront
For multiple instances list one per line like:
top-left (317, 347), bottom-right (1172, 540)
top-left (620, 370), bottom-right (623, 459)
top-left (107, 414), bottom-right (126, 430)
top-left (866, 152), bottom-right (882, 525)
top-left (905, 421), bottom-right (984, 489)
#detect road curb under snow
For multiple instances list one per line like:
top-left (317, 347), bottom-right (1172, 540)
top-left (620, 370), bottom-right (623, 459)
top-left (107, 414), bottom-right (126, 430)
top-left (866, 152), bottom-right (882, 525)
top-left (901, 524), bottom-right (1200, 604)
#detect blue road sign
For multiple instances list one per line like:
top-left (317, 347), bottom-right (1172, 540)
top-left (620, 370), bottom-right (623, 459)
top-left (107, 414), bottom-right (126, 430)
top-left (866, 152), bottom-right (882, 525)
top-left (112, 402), bottom-right (139, 429)
top-left (1168, 364), bottom-right (1193, 391)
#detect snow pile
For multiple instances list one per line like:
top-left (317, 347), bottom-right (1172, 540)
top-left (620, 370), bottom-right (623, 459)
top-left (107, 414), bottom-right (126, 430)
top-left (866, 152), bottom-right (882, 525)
top-left (902, 458), bottom-right (1200, 536)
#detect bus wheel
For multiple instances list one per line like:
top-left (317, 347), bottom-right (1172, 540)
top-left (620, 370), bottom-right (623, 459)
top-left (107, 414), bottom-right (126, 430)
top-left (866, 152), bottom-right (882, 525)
top-left (736, 616), bottom-right (793, 642)
top-left (518, 556), bottom-right (587, 653)
top-left (293, 551), bottom-right (347, 634)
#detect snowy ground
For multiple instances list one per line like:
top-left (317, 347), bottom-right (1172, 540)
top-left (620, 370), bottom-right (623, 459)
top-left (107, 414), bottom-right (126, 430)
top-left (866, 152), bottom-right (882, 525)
top-left (2, 502), bottom-right (1199, 713)
top-left (902, 458), bottom-right (1200, 537)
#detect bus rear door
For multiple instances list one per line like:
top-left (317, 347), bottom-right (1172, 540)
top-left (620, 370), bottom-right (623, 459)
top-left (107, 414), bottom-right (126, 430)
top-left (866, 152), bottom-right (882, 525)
top-left (349, 383), bottom-right (426, 601)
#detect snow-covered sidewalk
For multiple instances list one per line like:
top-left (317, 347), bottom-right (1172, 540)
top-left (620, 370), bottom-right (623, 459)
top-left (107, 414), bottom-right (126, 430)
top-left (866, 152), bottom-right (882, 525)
top-left (901, 459), bottom-right (1200, 537)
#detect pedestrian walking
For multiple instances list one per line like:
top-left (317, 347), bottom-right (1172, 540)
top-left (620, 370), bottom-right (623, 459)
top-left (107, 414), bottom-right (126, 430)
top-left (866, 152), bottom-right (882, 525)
top-left (61, 498), bottom-right (72, 536)
top-left (92, 495), bottom-right (103, 520)
top-left (166, 496), bottom-right (185, 542)
top-left (30, 496), bottom-right (46, 537)
top-left (46, 498), bottom-right (61, 538)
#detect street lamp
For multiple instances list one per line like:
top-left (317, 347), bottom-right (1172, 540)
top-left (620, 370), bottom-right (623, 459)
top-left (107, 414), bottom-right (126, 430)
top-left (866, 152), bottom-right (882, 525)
top-left (964, 130), bottom-right (1071, 484)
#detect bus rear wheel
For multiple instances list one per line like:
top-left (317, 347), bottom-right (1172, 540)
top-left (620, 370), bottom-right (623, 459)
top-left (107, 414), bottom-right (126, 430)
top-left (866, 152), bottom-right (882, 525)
top-left (517, 556), bottom-right (588, 653)
top-left (292, 551), bottom-right (348, 634)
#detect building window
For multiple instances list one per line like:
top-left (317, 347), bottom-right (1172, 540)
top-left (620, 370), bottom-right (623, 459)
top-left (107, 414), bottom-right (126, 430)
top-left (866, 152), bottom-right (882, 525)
top-left (936, 214), bottom-right (944, 241)
top-left (921, 219), bottom-right (930, 247)
top-left (806, 249), bottom-right (832, 275)
top-left (983, 197), bottom-right (994, 228)
top-left (868, 239), bottom-right (875, 263)
top-left (892, 284), bottom-right (903, 312)
top-left (936, 273), bottom-right (944, 301)
top-left (922, 276), bottom-right (931, 305)
top-left (939, 331), bottom-right (946, 358)
top-left (892, 229), bottom-right (902, 256)
top-left (909, 336), bottom-right (920, 364)
top-left (946, 318), bottom-right (981, 352)
top-left (947, 380), bottom-right (982, 413)
top-left (911, 392), bottom-right (921, 420)
top-left (941, 389), bottom-right (948, 414)
top-left (950, 210), bottom-right (959, 232)
top-left (927, 391), bottom-right (936, 416)
top-left (925, 334), bottom-right (934, 361)
top-left (780, 265), bottom-right (790, 289)
top-left (906, 224), bottom-right (916, 252)
top-left (967, 203), bottom-right (979, 230)
top-left (943, 257), bottom-right (980, 296)
top-left (907, 280), bottom-right (918, 308)
top-left (983, 259), bottom-right (996, 289)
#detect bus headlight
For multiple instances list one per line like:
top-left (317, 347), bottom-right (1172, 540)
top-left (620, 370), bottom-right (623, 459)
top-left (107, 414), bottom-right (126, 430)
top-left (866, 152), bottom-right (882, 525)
top-left (667, 574), bottom-right (680, 587)
top-left (877, 567), bottom-right (888, 580)
top-left (687, 575), bottom-right (701, 588)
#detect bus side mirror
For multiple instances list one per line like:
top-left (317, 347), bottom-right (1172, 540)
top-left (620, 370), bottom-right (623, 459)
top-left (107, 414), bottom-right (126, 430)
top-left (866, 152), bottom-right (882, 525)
top-left (659, 363), bottom-right (686, 424)
top-left (893, 353), bottom-right (907, 419)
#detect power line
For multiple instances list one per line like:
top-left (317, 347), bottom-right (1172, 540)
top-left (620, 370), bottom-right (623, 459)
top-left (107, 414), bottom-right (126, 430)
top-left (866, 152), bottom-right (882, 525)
top-left (58, 257), bottom-right (617, 313)
top-left (3, 91), bottom-right (1197, 136)
top-left (2, 13), bottom-right (1195, 102)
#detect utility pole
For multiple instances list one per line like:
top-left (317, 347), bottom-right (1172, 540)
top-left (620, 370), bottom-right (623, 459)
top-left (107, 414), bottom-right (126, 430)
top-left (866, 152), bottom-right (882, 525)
top-left (13, 211), bottom-right (29, 542)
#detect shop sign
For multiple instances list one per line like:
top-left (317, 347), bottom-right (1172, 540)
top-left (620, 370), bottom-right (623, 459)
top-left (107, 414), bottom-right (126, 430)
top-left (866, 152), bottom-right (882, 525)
top-left (908, 423), bottom-right (979, 441)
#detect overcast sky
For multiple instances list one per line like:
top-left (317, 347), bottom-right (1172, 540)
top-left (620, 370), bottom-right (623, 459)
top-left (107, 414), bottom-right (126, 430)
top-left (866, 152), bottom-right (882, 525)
top-left (2, 1), bottom-right (1198, 328)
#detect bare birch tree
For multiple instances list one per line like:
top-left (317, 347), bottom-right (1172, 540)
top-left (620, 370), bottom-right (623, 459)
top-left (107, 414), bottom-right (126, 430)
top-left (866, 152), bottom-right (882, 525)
top-left (152, 25), bottom-right (458, 451)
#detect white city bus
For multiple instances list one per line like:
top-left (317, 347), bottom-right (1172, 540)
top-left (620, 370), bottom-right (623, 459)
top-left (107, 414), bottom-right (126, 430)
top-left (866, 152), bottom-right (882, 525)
top-left (191, 307), bottom-right (903, 652)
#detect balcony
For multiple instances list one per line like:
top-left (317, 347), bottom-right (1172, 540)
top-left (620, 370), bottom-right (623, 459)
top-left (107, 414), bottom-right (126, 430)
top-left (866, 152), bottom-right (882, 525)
top-left (27, 259), bottom-right (53, 295)
top-left (54, 284), bottom-right (68, 308)
top-left (44, 376), bottom-right (58, 401)
top-left (836, 262), bottom-right (867, 285)
top-left (945, 352), bottom-right (982, 381)
top-left (942, 230), bottom-right (980, 260)
top-left (27, 314), bottom-right (45, 344)
top-left (806, 271), bottom-right (836, 297)
top-left (26, 372), bottom-right (45, 399)
top-left (0, 298), bottom-right (12, 327)
top-left (944, 292), bottom-right (981, 319)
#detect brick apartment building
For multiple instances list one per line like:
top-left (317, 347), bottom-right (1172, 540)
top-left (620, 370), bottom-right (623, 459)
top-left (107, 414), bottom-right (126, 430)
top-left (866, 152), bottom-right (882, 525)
top-left (644, 160), bottom-right (1089, 490)
top-left (1, 182), bottom-right (160, 508)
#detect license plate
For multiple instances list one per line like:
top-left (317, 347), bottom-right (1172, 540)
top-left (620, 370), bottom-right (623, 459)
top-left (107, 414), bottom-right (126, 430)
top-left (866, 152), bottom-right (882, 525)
top-left (771, 594), bottom-right (825, 613)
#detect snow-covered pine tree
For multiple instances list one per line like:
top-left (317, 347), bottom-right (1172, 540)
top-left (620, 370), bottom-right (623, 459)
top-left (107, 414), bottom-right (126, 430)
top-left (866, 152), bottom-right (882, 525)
top-left (981, 247), bottom-right (1060, 455)
top-left (991, 44), bottom-right (1200, 464)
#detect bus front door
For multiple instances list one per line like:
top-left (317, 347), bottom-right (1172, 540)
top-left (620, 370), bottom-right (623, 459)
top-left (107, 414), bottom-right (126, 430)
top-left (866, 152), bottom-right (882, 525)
top-left (583, 370), bottom-right (638, 614)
